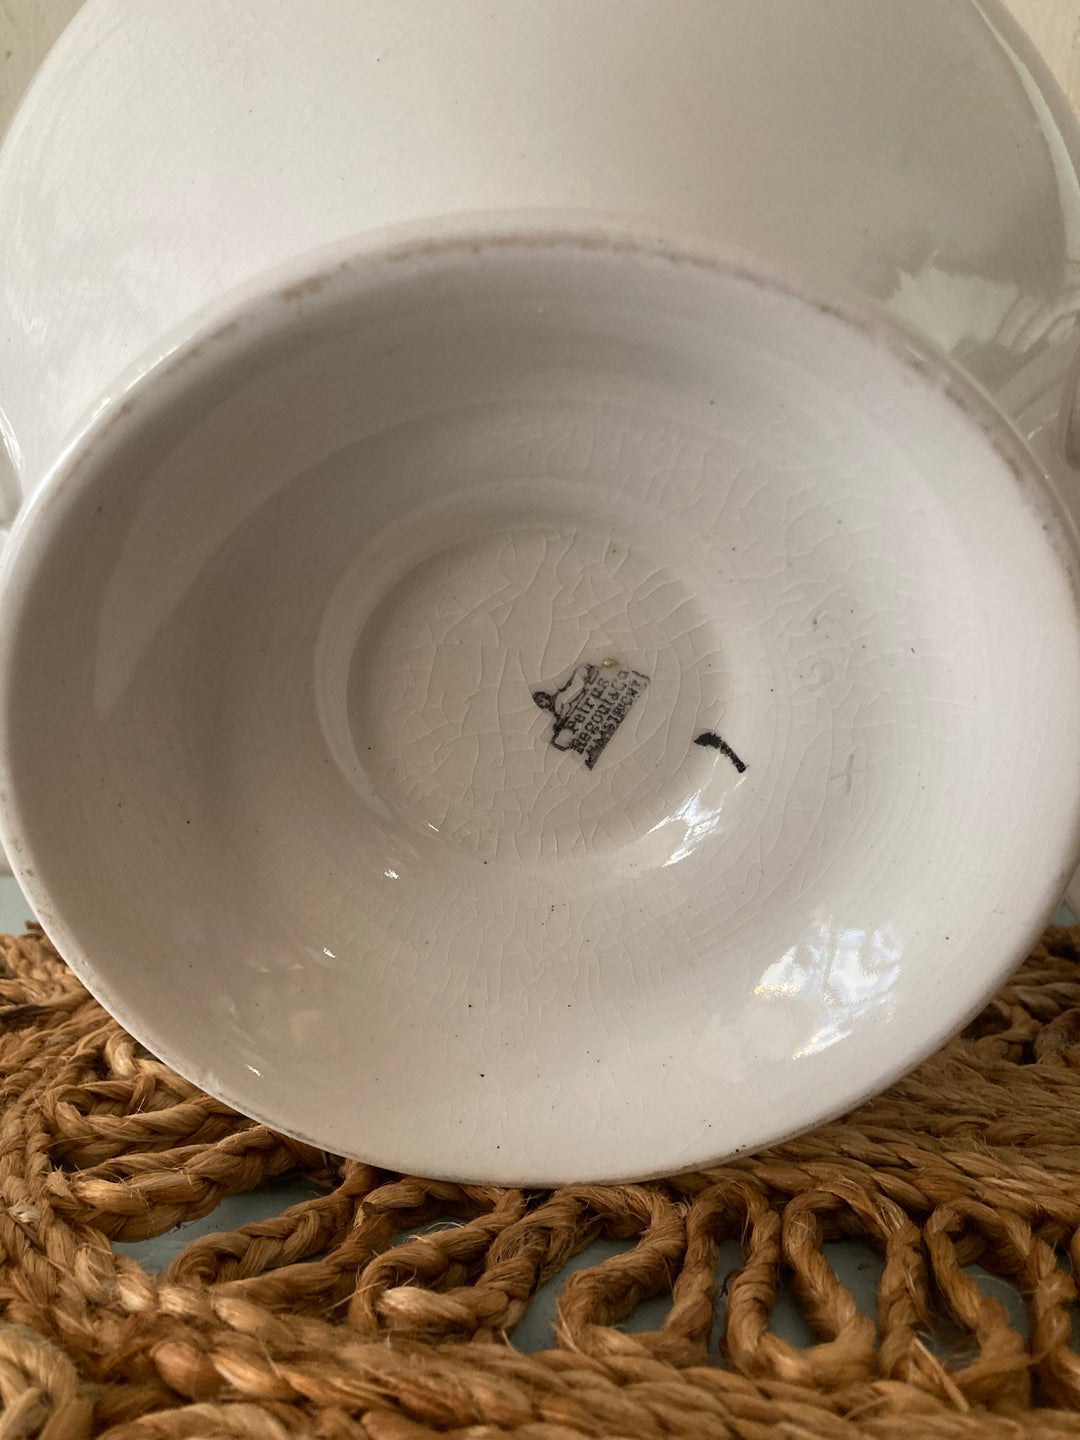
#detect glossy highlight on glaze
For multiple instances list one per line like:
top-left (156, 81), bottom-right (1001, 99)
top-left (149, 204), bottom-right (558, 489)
top-left (0, 230), bottom-right (1077, 1184)
top-left (2, 3), bottom-right (1080, 1181)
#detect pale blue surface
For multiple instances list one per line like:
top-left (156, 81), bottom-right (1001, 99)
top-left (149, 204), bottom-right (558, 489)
top-left (0, 873), bottom-right (33, 937)
top-left (2, 872), bottom-right (1067, 1352)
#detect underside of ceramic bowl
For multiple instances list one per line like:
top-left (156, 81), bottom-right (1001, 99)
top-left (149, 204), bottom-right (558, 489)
top-left (3, 221), bottom-right (1080, 1183)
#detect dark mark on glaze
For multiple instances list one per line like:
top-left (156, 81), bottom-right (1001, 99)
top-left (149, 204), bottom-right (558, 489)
top-left (694, 732), bottom-right (748, 773)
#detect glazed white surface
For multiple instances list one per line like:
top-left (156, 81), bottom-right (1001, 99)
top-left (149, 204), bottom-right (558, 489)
top-left (3, 230), bottom-right (1078, 1182)
top-left (4, 0), bottom-right (1080, 503)
top-left (1005, 0), bottom-right (1080, 111)
top-left (5, 3), bottom-right (1080, 1178)
top-left (8, 2), bottom-right (1080, 175)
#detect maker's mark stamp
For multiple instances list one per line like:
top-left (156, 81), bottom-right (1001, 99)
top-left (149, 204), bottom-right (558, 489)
top-left (533, 661), bottom-right (649, 769)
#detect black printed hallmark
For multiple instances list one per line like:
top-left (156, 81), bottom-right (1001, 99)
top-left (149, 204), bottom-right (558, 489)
top-left (533, 662), bottom-right (650, 769)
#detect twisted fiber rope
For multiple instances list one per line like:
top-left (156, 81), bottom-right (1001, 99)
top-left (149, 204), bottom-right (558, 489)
top-left (2, 927), bottom-right (1080, 1436)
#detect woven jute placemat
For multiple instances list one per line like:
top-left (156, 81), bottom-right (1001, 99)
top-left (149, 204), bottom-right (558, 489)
top-left (2, 923), bottom-right (1080, 1438)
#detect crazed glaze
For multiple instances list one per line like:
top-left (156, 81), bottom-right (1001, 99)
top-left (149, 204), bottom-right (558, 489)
top-left (0, 232), bottom-right (1078, 1182)
top-left (5, 2), bottom-right (1080, 1178)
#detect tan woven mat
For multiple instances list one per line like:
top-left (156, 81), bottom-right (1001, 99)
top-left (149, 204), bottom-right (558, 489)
top-left (3, 923), bottom-right (1080, 1438)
